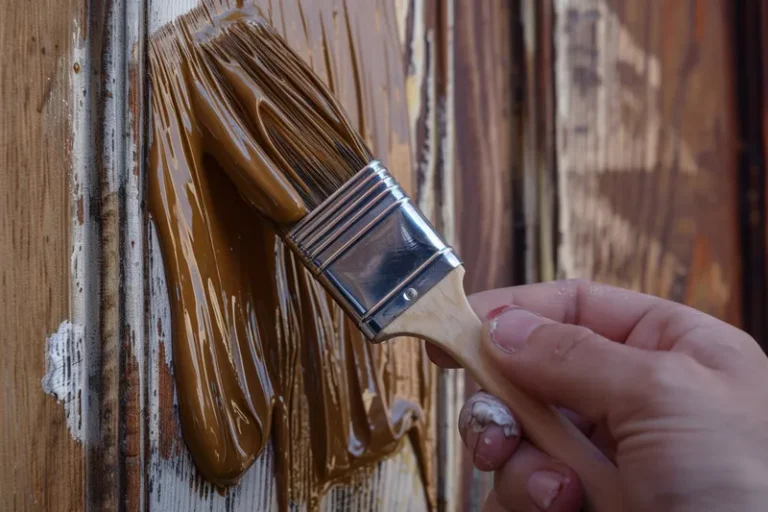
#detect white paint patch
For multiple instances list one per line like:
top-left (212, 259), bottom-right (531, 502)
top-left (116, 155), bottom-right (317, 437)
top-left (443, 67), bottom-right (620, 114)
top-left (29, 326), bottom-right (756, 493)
top-left (459, 391), bottom-right (519, 439)
top-left (42, 321), bottom-right (87, 441)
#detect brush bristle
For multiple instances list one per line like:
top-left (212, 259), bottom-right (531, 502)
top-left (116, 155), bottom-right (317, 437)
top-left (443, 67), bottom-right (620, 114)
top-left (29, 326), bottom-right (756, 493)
top-left (196, 17), bottom-right (372, 212)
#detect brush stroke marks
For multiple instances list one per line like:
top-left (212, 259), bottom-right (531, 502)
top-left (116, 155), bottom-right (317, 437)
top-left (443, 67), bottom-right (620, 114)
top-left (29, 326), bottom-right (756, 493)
top-left (148, 1), bottom-right (434, 510)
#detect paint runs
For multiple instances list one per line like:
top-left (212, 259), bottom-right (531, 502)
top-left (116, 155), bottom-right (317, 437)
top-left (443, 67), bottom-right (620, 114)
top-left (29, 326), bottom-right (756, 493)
top-left (459, 391), bottom-right (519, 439)
top-left (147, 2), bottom-right (433, 510)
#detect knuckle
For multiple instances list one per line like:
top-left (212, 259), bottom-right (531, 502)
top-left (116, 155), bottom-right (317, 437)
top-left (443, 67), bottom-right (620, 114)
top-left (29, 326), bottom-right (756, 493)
top-left (641, 354), bottom-right (694, 404)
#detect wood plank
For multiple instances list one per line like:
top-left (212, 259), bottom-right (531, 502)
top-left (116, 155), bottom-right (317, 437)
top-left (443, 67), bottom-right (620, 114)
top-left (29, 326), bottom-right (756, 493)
top-left (453, 0), bottom-right (517, 295)
top-left (96, 0), bottom-right (149, 508)
top-left (521, 0), bottom-right (557, 284)
top-left (553, 0), bottom-right (741, 324)
top-left (399, 1), bottom-right (468, 510)
top-left (0, 0), bottom-right (92, 510)
top-left (447, 2), bottom-right (521, 510)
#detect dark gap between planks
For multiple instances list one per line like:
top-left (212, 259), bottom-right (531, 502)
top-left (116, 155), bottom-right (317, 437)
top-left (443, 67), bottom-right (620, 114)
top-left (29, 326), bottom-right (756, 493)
top-left (733, 0), bottom-right (768, 349)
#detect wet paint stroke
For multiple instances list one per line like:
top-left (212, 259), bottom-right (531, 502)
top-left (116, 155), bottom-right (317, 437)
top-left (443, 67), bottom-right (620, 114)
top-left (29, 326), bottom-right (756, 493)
top-left (147, 1), bottom-right (435, 510)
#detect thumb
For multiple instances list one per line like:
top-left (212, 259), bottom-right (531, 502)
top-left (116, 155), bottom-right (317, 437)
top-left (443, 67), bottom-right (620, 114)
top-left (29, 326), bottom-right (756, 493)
top-left (482, 307), bottom-right (654, 423)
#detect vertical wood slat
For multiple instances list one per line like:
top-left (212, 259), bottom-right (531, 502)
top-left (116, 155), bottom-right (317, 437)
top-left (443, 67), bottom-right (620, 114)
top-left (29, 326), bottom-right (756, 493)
top-left (453, 0), bottom-right (518, 295)
top-left (101, 0), bottom-right (149, 508)
top-left (1, 0), bottom-right (93, 510)
top-left (553, 0), bottom-right (741, 325)
top-left (400, 1), bottom-right (465, 510)
top-left (521, 0), bottom-right (557, 284)
top-left (449, 1), bottom-right (519, 510)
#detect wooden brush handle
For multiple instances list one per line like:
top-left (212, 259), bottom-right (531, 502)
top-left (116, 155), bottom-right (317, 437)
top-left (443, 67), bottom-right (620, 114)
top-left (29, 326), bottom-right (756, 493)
top-left (381, 267), bottom-right (624, 512)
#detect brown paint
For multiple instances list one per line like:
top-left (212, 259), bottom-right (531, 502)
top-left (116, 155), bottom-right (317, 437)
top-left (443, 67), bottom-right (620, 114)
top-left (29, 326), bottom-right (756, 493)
top-left (148, 1), bottom-right (433, 510)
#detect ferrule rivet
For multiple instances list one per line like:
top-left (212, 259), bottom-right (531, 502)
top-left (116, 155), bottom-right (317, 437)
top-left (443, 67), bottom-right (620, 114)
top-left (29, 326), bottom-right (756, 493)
top-left (404, 288), bottom-right (418, 301)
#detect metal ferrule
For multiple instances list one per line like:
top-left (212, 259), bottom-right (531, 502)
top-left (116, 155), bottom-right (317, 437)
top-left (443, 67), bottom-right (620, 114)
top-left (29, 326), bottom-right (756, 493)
top-left (286, 160), bottom-right (461, 340)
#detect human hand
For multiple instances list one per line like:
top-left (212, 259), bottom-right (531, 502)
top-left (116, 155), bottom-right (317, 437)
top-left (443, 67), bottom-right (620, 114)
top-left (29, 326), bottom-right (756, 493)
top-left (427, 280), bottom-right (768, 511)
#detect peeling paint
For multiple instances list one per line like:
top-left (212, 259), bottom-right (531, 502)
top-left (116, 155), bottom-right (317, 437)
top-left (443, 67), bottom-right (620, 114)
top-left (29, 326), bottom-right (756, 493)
top-left (42, 320), bottom-right (88, 442)
top-left (48, 16), bottom-right (100, 448)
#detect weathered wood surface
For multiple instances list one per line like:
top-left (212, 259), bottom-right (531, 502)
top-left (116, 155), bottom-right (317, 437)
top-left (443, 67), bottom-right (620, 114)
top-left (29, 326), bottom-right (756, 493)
top-left (553, 0), bottom-right (741, 324)
top-left (400, 0), bottom-right (466, 509)
top-left (1, 0), bottom-right (91, 510)
top-left (140, 0), bottom-right (461, 510)
top-left (521, 0), bottom-right (557, 284)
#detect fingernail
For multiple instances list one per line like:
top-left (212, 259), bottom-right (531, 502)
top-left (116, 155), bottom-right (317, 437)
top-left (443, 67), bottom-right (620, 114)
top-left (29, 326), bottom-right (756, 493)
top-left (458, 391), bottom-right (519, 439)
top-left (489, 308), bottom-right (547, 353)
top-left (528, 471), bottom-right (565, 511)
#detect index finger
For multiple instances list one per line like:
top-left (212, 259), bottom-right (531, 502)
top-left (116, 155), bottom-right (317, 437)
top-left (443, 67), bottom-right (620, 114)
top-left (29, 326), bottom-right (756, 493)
top-left (471, 279), bottom-right (666, 343)
top-left (427, 279), bottom-right (671, 369)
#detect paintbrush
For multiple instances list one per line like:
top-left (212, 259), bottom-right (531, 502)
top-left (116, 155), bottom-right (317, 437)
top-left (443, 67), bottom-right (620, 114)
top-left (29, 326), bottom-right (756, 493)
top-left (190, 13), bottom-right (623, 511)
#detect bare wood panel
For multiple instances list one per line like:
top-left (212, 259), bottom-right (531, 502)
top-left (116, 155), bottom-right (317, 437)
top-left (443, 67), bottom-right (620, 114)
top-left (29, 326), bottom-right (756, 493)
top-left (450, 1), bottom-right (519, 510)
top-left (453, 0), bottom-right (517, 295)
top-left (0, 0), bottom-right (88, 509)
top-left (554, 0), bottom-right (741, 324)
top-left (522, 0), bottom-right (557, 284)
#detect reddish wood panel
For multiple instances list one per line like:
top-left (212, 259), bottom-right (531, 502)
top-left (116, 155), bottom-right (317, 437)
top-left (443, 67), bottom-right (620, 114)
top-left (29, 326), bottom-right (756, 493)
top-left (554, 0), bottom-right (741, 325)
top-left (451, 1), bottom-right (519, 509)
top-left (453, 0), bottom-right (517, 295)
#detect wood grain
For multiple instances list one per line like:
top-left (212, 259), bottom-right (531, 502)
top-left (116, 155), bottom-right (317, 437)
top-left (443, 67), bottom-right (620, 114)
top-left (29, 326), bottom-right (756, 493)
top-left (554, 0), bottom-right (741, 325)
top-left (400, 1), bottom-right (469, 510)
top-left (521, 0), bottom-right (557, 283)
top-left (449, 2), bottom-right (519, 508)
top-left (0, 0), bottom-right (88, 509)
top-left (453, 0), bottom-right (517, 295)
